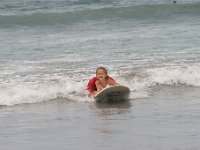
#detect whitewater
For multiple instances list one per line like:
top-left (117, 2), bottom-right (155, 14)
top-left (1, 0), bottom-right (200, 106)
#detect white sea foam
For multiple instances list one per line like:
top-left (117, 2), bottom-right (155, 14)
top-left (1, 64), bottom-right (200, 106)
top-left (0, 74), bottom-right (90, 106)
top-left (146, 65), bottom-right (200, 87)
top-left (118, 65), bottom-right (200, 99)
top-left (1, 0), bottom-right (200, 106)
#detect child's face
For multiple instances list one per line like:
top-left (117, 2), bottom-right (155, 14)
top-left (96, 69), bottom-right (107, 80)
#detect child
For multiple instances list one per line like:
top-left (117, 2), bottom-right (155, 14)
top-left (87, 67), bottom-right (118, 97)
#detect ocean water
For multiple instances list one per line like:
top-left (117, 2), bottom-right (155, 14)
top-left (1, 0), bottom-right (200, 149)
top-left (1, 0), bottom-right (200, 105)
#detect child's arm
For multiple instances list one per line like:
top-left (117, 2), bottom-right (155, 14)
top-left (95, 80), bottom-right (102, 93)
top-left (90, 91), bottom-right (97, 97)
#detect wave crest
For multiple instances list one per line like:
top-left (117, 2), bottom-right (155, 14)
top-left (1, 3), bottom-right (200, 26)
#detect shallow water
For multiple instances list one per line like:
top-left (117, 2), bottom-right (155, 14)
top-left (1, 0), bottom-right (200, 105)
top-left (1, 86), bottom-right (200, 150)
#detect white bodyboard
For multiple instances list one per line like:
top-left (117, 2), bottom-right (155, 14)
top-left (94, 85), bottom-right (130, 102)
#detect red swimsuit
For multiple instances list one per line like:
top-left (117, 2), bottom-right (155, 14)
top-left (87, 77), bottom-right (97, 96)
top-left (87, 76), bottom-right (113, 97)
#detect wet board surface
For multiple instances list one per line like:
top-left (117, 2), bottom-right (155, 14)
top-left (94, 85), bottom-right (130, 102)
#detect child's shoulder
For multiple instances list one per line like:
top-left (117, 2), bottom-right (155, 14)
top-left (108, 76), bottom-right (114, 81)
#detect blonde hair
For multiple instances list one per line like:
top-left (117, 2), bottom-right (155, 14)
top-left (96, 67), bottom-right (108, 75)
